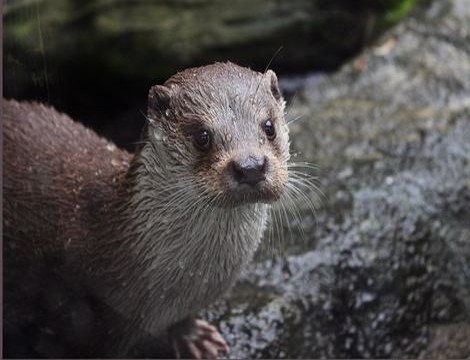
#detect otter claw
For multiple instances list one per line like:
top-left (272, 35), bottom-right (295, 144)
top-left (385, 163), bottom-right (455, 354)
top-left (169, 319), bottom-right (229, 359)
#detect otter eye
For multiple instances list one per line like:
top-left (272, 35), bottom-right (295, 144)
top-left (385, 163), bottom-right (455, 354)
top-left (263, 119), bottom-right (276, 140)
top-left (194, 128), bottom-right (212, 152)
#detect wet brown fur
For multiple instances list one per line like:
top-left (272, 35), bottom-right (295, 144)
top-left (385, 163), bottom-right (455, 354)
top-left (3, 100), bottom-right (132, 258)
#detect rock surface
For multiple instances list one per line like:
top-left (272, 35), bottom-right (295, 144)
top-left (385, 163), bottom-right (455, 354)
top-left (201, 0), bottom-right (470, 358)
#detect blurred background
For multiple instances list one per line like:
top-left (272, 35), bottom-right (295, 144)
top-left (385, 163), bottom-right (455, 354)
top-left (4, 0), bottom-right (418, 150)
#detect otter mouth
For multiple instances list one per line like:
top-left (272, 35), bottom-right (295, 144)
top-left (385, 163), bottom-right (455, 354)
top-left (223, 185), bottom-right (282, 207)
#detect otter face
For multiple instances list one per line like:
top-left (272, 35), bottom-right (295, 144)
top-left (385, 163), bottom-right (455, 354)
top-left (147, 62), bottom-right (289, 208)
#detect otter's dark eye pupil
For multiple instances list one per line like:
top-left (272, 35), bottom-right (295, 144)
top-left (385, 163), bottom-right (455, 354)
top-left (194, 129), bottom-right (211, 151)
top-left (264, 119), bottom-right (276, 140)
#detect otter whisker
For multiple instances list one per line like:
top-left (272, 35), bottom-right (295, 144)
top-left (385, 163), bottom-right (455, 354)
top-left (288, 171), bottom-right (322, 192)
top-left (282, 187), bottom-right (309, 242)
top-left (286, 115), bottom-right (305, 126)
top-left (288, 173), bottom-right (326, 206)
top-left (287, 161), bottom-right (320, 171)
top-left (253, 46), bottom-right (284, 99)
top-left (285, 180), bottom-right (319, 223)
top-left (285, 92), bottom-right (299, 119)
top-left (271, 191), bottom-right (294, 250)
top-left (271, 200), bottom-right (284, 257)
top-left (276, 195), bottom-right (292, 256)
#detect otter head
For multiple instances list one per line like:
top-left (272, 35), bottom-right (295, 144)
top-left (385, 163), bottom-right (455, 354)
top-left (146, 62), bottom-right (289, 208)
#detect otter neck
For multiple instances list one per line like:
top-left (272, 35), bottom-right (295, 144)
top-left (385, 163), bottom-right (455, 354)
top-left (87, 141), bottom-right (269, 330)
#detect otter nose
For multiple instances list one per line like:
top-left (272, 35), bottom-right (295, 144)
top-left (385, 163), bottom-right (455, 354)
top-left (231, 155), bottom-right (267, 186)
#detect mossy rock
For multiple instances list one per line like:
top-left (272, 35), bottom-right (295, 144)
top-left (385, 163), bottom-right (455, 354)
top-left (4, 0), bottom-right (419, 149)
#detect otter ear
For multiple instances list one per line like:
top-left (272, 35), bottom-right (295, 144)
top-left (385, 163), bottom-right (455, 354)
top-left (148, 85), bottom-right (172, 120)
top-left (265, 69), bottom-right (282, 102)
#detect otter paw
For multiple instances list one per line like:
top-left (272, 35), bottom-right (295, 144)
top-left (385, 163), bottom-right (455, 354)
top-left (169, 319), bottom-right (229, 359)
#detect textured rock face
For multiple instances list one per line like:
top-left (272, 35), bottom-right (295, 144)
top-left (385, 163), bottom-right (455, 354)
top-left (201, 0), bottom-right (470, 358)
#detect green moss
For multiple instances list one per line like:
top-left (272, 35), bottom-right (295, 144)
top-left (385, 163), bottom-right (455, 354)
top-left (383, 0), bottom-right (419, 26)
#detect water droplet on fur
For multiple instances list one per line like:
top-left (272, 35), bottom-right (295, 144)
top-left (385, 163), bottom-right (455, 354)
top-left (165, 109), bottom-right (170, 117)
top-left (153, 128), bottom-right (163, 141)
top-left (178, 260), bottom-right (185, 269)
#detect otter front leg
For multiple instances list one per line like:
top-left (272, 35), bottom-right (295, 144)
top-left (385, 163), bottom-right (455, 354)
top-left (167, 317), bottom-right (229, 359)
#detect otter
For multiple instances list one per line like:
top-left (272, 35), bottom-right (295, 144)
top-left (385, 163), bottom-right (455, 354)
top-left (3, 62), bottom-right (290, 358)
